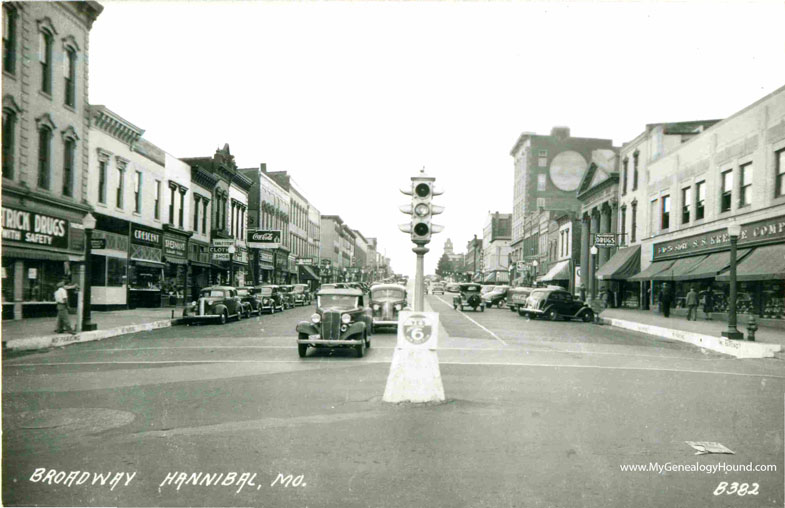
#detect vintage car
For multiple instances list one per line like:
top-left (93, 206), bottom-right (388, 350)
top-left (255, 285), bottom-right (285, 313)
top-left (295, 287), bottom-right (373, 358)
top-left (278, 285), bottom-right (296, 309)
top-left (236, 287), bottom-right (261, 316)
top-left (482, 285), bottom-right (510, 308)
top-left (369, 283), bottom-right (409, 331)
top-left (291, 284), bottom-right (312, 306)
top-left (507, 287), bottom-right (535, 313)
top-left (446, 283), bottom-right (461, 293)
top-left (431, 283), bottom-right (445, 295)
top-left (518, 287), bottom-right (594, 322)
top-left (452, 283), bottom-right (486, 312)
top-left (182, 286), bottom-right (243, 324)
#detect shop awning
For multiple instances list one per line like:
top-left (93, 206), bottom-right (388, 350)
top-left (132, 260), bottom-right (165, 269)
top-left (2, 246), bottom-right (72, 262)
top-left (298, 264), bottom-right (319, 281)
top-left (628, 259), bottom-right (676, 281)
top-left (681, 249), bottom-right (751, 280)
top-left (258, 262), bottom-right (275, 271)
top-left (538, 260), bottom-right (570, 282)
top-left (483, 271), bottom-right (510, 284)
top-left (165, 257), bottom-right (187, 265)
top-left (651, 255), bottom-right (709, 281)
top-left (596, 245), bottom-right (641, 280)
top-left (717, 245), bottom-right (785, 281)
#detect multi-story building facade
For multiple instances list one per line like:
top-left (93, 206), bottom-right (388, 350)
top-left (465, 236), bottom-right (483, 281)
top-left (482, 212), bottom-right (512, 284)
top-left (509, 127), bottom-right (614, 285)
top-left (2, 1), bottom-right (103, 319)
top-left (319, 215), bottom-right (357, 282)
top-left (624, 86), bottom-right (785, 323)
top-left (353, 229), bottom-right (368, 281)
top-left (188, 161), bottom-right (217, 300)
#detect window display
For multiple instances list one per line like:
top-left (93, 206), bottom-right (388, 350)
top-left (2, 259), bottom-right (15, 303)
top-left (130, 265), bottom-right (162, 290)
top-left (22, 260), bottom-right (64, 302)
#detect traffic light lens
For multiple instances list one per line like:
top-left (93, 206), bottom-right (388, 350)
top-left (414, 223), bottom-right (430, 236)
top-left (414, 203), bottom-right (429, 217)
top-left (415, 183), bottom-right (430, 197)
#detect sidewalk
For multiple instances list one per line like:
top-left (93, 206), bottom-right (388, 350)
top-left (2, 307), bottom-right (182, 351)
top-left (599, 308), bottom-right (783, 359)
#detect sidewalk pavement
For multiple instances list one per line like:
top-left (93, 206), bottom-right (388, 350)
top-left (599, 308), bottom-right (783, 359)
top-left (2, 307), bottom-right (183, 351)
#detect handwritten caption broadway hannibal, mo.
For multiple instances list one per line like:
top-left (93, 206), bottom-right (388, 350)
top-left (159, 472), bottom-right (306, 494)
top-left (30, 469), bottom-right (136, 491)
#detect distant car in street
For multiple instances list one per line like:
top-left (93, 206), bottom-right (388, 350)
top-left (256, 285), bottom-right (285, 313)
top-left (182, 286), bottom-right (243, 324)
top-left (279, 285), bottom-right (296, 309)
top-left (431, 283), bottom-right (445, 295)
top-left (446, 283), bottom-right (460, 293)
top-left (453, 283), bottom-right (486, 312)
top-left (295, 287), bottom-right (373, 358)
top-left (236, 287), bottom-right (261, 317)
top-left (482, 285), bottom-right (510, 308)
top-left (291, 284), bottom-right (312, 306)
top-left (369, 283), bottom-right (408, 332)
top-left (518, 287), bottom-right (594, 322)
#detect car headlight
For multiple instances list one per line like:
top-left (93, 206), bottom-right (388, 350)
top-left (394, 304), bottom-right (402, 311)
top-left (341, 313), bottom-right (352, 324)
top-left (311, 313), bottom-right (321, 323)
top-left (373, 304), bottom-right (380, 311)
top-left (263, 298), bottom-right (270, 304)
top-left (190, 301), bottom-right (197, 306)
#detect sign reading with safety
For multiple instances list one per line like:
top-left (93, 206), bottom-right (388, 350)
top-left (396, 311), bottom-right (439, 350)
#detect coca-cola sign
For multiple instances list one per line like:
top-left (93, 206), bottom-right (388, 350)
top-left (247, 229), bottom-right (281, 249)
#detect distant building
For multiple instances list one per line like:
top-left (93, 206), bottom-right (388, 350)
top-left (482, 212), bottom-right (512, 284)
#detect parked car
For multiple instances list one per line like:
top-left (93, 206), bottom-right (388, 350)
top-left (369, 283), bottom-right (408, 332)
top-left (236, 287), bottom-right (260, 317)
top-left (295, 287), bottom-right (373, 358)
top-left (446, 283), bottom-right (461, 293)
top-left (431, 283), bottom-right (445, 295)
top-left (507, 287), bottom-right (535, 313)
top-left (518, 287), bottom-right (594, 322)
top-left (279, 285), bottom-right (296, 309)
top-left (256, 285), bottom-right (285, 313)
top-left (182, 286), bottom-right (243, 324)
top-left (482, 285), bottom-right (510, 308)
top-left (452, 283), bottom-right (486, 312)
top-left (291, 284), bottom-right (312, 306)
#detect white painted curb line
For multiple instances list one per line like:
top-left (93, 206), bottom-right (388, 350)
top-left (3, 319), bottom-right (180, 351)
top-left (601, 317), bottom-right (781, 359)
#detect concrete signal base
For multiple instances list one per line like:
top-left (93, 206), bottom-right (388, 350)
top-left (383, 348), bottom-right (446, 403)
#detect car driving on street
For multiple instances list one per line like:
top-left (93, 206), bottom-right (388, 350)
top-left (369, 283), bottom-right (408, 332)
top-left (431, 283), bottom-right (445, 295)
top-left (453, 283), bottom-right (486, 312)
top-left (295, 287), bottom-right (373, 358)
top-left (482, 285), bottom-right (510, 308)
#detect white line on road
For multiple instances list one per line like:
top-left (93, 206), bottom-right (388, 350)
top-left (5, 359), bottom-right (784, 379)
top-left (434, 295), bottom-right (508, 346)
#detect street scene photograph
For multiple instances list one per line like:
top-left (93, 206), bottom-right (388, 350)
top-left (2, 0), bottom-right (785, 507)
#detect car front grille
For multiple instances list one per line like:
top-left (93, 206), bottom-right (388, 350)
top-left (321, 311), bottom-right (341, 340)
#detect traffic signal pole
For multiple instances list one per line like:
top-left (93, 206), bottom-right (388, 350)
top-left (413, 245), bottom-right (429, 311)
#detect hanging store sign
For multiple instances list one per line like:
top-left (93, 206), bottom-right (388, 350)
top-left (1, 206), bottom-right (70, 249)
top-left (247, 229), bottom-right (281, 249)
top-left (296, 258), bottom-right (314, 266)
top-left (163, 234), bottom-right (187, 260)
top-left (653, 214), bottom-right (785, 261)
top-left (90, 238), bottom-right (107, 250)
top-left (594, 233), bottom-right (616, 247)
top-left (131, 224), bottom-right (162, 247)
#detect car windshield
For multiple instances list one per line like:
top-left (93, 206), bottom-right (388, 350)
top-left (237, 289), bottom-right (249, 296)
top-left (259, 287), bottom-right (273, 296)
top-left (292, 286), bottom-right (305, 294)
top-left (372, 288), bottom-right (404, 300)
top-left (463, 286), bottom-right (480, 292)
top-left (201, 290), bottom-right (224, 298)
top-left (529, 291), bottom-right (548, 301)
top-left (318, 295), bottom-right (358, 309)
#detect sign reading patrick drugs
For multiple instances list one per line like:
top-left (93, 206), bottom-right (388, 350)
top-left (653, 214), bottom-right (785, 260)
top-left (246, 229), bottom-right (281, 249)
top-left (2, 206), bottom-right (69, 249)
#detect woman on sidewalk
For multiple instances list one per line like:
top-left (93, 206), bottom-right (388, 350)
top-left (702, 286), bottom-right (714, 320)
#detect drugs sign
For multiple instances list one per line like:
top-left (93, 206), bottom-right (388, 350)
top-left (594, 233), bottom-right (616, 247)
top-left (396, 311), bottom-right (439, 350)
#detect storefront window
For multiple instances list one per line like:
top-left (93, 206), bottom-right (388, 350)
top-left (22, 260), bottom-right (64, 302)
top-left (2, 259), bottom-right (15, 303)
top-left (107, 258), bottom-right (126, 287)
top-left (130, 265), bottom-right (162, 290)
top-left (90, 254), bottom-right (107, 286)
top-left (761, 281), bottom-right (785, 319)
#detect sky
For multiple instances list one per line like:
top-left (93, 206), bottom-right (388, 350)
top-left (89, 0), bottom-right (785, 277)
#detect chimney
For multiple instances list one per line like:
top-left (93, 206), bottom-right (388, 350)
top-left (260, 163), bottom-right (267, 173)
top-left (550, 126), bottom-right (570, 140)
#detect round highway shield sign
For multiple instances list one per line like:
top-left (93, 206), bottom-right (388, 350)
top-left (402, 314), bottom-right (432, 345)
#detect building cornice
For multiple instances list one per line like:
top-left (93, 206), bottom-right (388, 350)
top-left (90, 105), bottom-right (145, 146)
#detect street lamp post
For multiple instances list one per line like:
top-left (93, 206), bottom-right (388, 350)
top-left (532, 260), bottom-right (539, 286)
top-left (721, 223), bottom-right (744, 341)
top-left (228, 245), bottom-right (236, 286)
top-left (588, 245), bottom-right (598, 305)
top-left (82, 212), bottom-right (98, 332)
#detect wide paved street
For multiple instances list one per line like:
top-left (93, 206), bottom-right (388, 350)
top-left (3, 296), bottom-right (784, 507)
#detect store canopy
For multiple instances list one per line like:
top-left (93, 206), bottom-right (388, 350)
top-left (651, 255), bottom-right (709, 281)
top-left (165, 257), bottom-right (187, 265)
top-left (682, 249), bottom-right (751, 280)
top-left (628, 259), bottom-right (676, 281)
top-left (717, 245), bottom-right (785, 281)
top-left (2, 246), bottom-right (70, 262)
top-left (538, 260), bottom-right (570, 282)
top-left (484, 271), bottom-right (510, 284)
top-left (596, 245), bottom-right (641, 280)
top-left (133, 260), bottom-right (166, 269)
top-left (298, 264), bottom-right (319, 281)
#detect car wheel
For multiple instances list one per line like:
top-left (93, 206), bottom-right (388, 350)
top-left (355, 335), bottom-right (365, 358)
top-left (498, 299), bottom-right (506, 309)
top-left (582, 310), bottom-right (594, 323)
top-left (480, 305), bottom-right (485, 312)
top-left (219, 311), bottom-right (227, 325)
top-left (518, 308), bottom-right (526, 317)
top-left (547, 309), bottom-right (558, 321)
top-left (298, 333), bottom-right (309, 358)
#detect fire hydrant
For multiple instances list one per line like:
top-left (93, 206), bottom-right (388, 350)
top-left (746, 314), bottom-right (758, 342)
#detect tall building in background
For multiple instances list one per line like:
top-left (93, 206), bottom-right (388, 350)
top-left (482, 212), bottom-right (512, 283)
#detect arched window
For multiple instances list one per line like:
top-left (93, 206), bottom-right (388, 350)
top-left (2, 107), bottom-right (16, 179)
top-left (38, 126), bottom-right (52, 189)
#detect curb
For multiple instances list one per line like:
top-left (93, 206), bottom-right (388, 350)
top-left (600, 317), bottom-right (782, 359)
top-left (3, 318), bottom-right (185, 351)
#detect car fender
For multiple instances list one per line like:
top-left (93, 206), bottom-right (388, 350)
top-left (212, 304), bottom-right (228, 316)
top-left (296, 322), bottom-right (319, 336)
top-left (341, 321), bottom-right (366, 340)
top-left (574, 306), bottom-right (592, 318)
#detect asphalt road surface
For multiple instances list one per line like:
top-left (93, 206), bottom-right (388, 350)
top-left (3, 294), bottom-right (784, 507)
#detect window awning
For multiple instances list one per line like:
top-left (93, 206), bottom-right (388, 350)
top-left (651, 254), bottom-right (709, 281)
top-left (298, 264), bottom-right (320, 281)
top-left (596, 245), bottom-right (641, 280)
top-left (628, 259), bottom-right (676, 281)
top-left (483, 271), bottom-right (510, 284)
top-left (717, 245), bottom-right (785, 281)
top-left (680, 249), bottom-right (751, 280)
top-left (538, 260), bottom-right (570, 282)
top-left (164, 257), bottom-right (188, 265)
top-left (132, 260), bottom-right (165, 269)
top-left (2, 246), bottom-right (72, 262)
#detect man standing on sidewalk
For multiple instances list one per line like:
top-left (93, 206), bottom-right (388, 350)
top-left (54, 281), bottom-right (75, 334)
top-left (686, 286), bottom-right (698, 321)
top-left (659, 284), bottom-right (672, 318)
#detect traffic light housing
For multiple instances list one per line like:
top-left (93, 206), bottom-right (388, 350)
top-left (399, 171), bottom-right (444, 245)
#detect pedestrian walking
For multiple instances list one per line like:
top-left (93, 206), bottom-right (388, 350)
top-left (659, 283), bottom-right (672, 318)
top-left (686, 286), bottom-right (698, 321)
top-left (703, 287), bottom-right (714, 320)
top-left (54, 281), bottom-right (74, 334)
